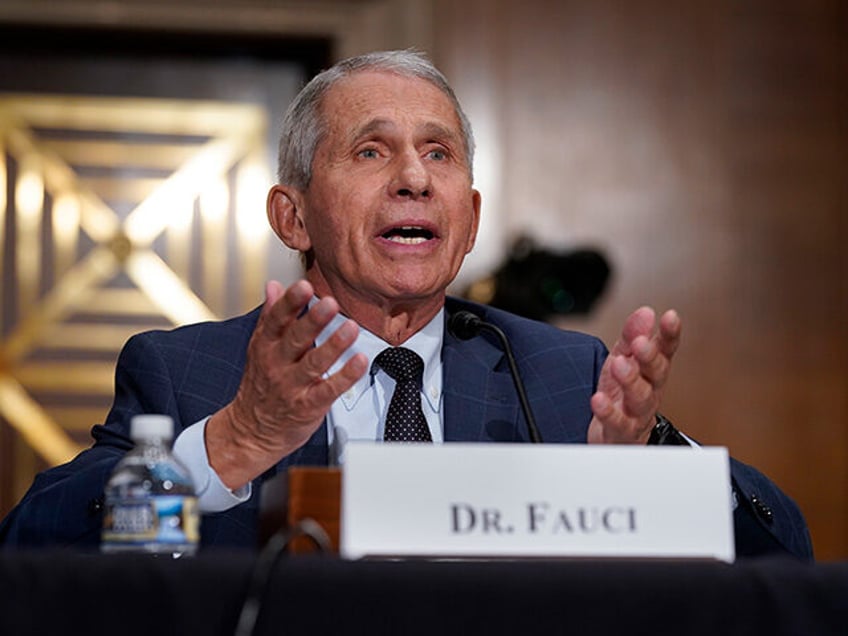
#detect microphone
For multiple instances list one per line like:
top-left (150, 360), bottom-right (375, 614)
top-left (448, 310), bottom-right (543, 443)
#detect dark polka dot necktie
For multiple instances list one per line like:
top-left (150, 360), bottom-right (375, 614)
top-left (375, 347), bottom-right (433, 442)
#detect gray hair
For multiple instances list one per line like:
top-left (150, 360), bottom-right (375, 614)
top-left (277, 49), bottom-right (475, 189)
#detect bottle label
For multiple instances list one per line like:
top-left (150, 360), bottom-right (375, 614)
top-left (102, 495), bottom-right (199, 548)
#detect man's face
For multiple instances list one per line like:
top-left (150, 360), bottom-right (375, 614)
top-left (280, 70), bottom-right (480, 316)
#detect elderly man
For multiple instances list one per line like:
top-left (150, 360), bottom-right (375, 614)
top-left (0, 51), bottom-right (811, 558)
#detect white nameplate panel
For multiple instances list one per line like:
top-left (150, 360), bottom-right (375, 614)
top-left (340, 443), bottom-right (734, 562)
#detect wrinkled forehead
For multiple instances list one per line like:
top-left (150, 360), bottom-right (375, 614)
top-left (317, 70), bottom-right (468, 160)
top-left (320, 70), bottom-right (463, 134)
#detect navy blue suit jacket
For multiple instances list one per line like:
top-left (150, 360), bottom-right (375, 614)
top-left (0, 297), bottom-right (813, 559)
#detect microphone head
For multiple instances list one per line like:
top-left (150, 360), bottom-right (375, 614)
top-left (448, 310), bottom-right (484, 340)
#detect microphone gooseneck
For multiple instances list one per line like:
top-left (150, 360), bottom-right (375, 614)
top-left (448, 310), bottom-right (544, 443)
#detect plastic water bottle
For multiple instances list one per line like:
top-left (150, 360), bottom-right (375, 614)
top-left (101, 414), bottom-right (199, 556)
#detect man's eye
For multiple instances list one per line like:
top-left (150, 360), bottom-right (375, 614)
top-left (428, 149), bottom-right (447, 161)
top-left (358, 148), bottom-right (379, 159)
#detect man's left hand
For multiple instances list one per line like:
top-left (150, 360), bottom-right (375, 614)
top-left (588, 307), bottom-right (681, 444)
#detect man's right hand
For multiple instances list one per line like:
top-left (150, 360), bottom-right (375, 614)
top-left (205, 279), bottom-right (367, 490)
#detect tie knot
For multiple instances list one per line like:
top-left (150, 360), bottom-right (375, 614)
top-left (375, 347), bottom-right (424, 384)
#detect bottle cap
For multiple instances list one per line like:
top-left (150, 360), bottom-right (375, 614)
top-left (130, 414), bottom-right (174, 441)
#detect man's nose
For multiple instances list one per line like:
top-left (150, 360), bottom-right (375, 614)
top-left (391, 151), bottom-right (431, 199)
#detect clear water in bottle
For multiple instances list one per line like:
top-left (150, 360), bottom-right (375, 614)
top-left (101, 414), bottom-right (199, 557)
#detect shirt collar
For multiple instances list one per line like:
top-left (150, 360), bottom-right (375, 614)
top-left (313, 298), bottom-right (444, 413)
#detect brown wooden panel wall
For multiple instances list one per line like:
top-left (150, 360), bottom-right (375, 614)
top-left (434, 0), bottom-right (847, 559)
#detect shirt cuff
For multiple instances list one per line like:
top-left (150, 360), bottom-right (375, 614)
top-left (172, 416), bottom-right (252, 513)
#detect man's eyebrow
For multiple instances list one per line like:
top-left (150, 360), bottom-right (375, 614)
top-left (419, 121), bottom-right (462, 145)
top-left (348, 119), bottom-right (461, 145)
top-left (349, 118), bottom-right (395, 142)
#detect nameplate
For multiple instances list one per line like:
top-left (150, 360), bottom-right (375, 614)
top-left (340, 443), bottom-right (734, 562)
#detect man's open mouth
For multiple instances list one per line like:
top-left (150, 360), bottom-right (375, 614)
top-left (381, 226), bottom-right (435, 245)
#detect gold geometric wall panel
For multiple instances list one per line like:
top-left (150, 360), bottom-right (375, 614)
top-left (0, 94), bottom-right (272, 467)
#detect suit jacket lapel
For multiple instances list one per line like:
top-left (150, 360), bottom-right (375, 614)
top-left (442, 319), bottom-right (525, 443)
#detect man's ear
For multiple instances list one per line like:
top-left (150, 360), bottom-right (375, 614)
top-left (267, 184), bottom-right (311, 251)
top-left (465, 188), bottom-right (482, 254)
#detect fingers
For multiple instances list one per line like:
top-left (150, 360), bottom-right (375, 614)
top-left (590, 306), bottom-right (683, 445)
top-left (589, 384), bottom-right (653, 444)
top-left (292, 318), bottom-right (359, 385)
top-left (592, 355), bottom-right (656, 423)
top-left (614, 307), bottom-right (680, 384)
top-left (616, 307), bottom-right (680, 351)
top-left (264, 279), bottom-right (285, 307)
top-left (590, 391), bottom-right (615, 425)
top-left (253, 280), bottom-right (365, 389)
top-left (609, 355), bottom-right (657, 418)
top-left (308, 350), bottom-right (369, 405)
top-left (633, 308), bottom-right (680, 388)
top-left (280, 296), bottom-right (343, 361)
top-left (255, 279), bottom-right (313, 342)
top-left (219, 278), bottom-right (369, 483)
top-left (611, 306), bottom-right (656, 356)
top-left (631, 334), bottom-right (668, 391)
top-left (658, 309), bottom-right (682, 359)
top-left (255, 281), bottom-right (347, 366)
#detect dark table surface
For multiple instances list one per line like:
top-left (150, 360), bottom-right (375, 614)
top-left (1, 550), bottom-right (846, 636)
